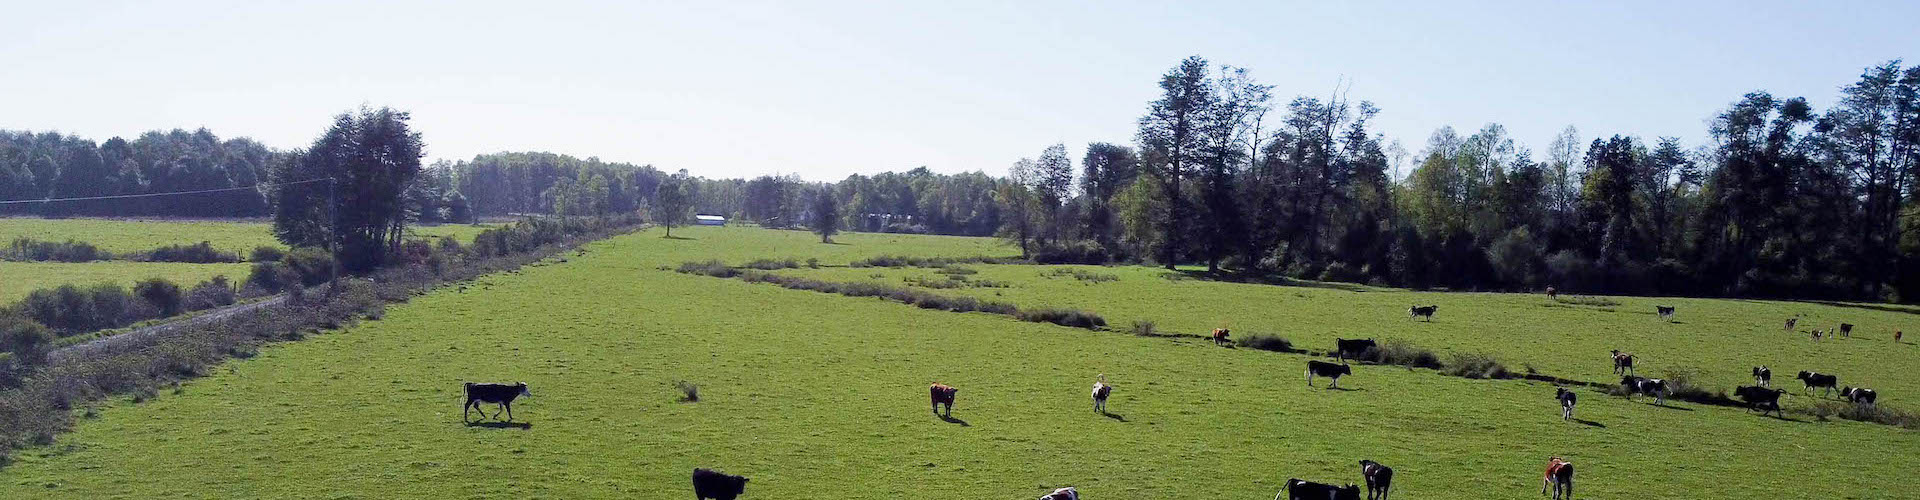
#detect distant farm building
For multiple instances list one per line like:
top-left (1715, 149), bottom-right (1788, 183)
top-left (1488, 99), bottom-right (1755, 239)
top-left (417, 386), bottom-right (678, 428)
top-left (695, 214), bottom-right (727, 226)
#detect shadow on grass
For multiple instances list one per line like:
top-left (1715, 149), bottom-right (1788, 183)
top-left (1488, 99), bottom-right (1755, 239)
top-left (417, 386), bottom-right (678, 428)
top-left (1101, 412), bottom-right (1128, 422)
top-left (1801, 300), bottom-right (1920, 316)
top-left (939, 414), bottom-right (970, 426)
top-left (1647, 402), bottom-right (1694, 411)
top-left (1572, 418), bottom-right (1606, 428)
top-left (662, 235), bottom-right (697, 240)
top-left (466, 420), bottom-right (533, 430)
top-left (1322, 386), bottom-right (1364, 392)
top-left (1166, 269), bottom-right (1376, 293)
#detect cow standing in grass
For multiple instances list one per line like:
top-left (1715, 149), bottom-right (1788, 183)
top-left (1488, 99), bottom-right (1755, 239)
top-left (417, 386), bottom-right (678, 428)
top-left (1556, 388), bottom-right (1578, 421)
top-left (1546, 286), bottom-right (1558, 301)
top-left (1409, 305), bottom-right (1438, 321)
top-left (1609, 350), bottom-right (1635, 376)
top-left (692, 468), bottom-right (749, 500)
top-left (463, 382), bottom-right (531, 422)
top-left (1621, 375), bottom-right (1667, 405)
top-left (1656, 305), bottom-right (1675, 322)
top-left (1784, 317), bottom-right (1798, 332)
top-left (1307, 360), bottom-right (1352, 389)
top-left (1897, 330), bottom-right (1904, 343)
top-left (930, 383), bottom-right (958, 417)
top-left (1281, 478), bottom-right (1360, 500)
top-left (1797, 371), bottom-right (1838, 397)
top-left (1841, 387), bottom-right (1878, 407)
top-left (1541, 457), bottom-right (1574, 500)
top-left (1735, 386), bottom-right (1786, 417)
top-left (1336, 338), bottom-right (1378, 363)
top-left (1359, 460), bottom-right (1393, 500)
top-left (1212, 328), bottom-right (1231, 346)
top-left (1038, 487), bottom-right (1078, 500)
top-left (1090, 375), bottom-right (1112, 414)
top-left (1752, 366), bottom-right (1771, 387)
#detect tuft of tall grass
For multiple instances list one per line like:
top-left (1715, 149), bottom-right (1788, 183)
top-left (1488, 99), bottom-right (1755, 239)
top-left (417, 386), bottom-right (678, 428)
top-left (1441, 352), bottom-right (1513, 379)
top-left (674, 380), bottom-right (700, 402)
top-left (1239, 334), bottom-right (1294, 352)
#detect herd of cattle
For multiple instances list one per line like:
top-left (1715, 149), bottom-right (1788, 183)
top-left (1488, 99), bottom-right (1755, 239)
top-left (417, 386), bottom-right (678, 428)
top-left (454, 300), bottom-right (1900, 499)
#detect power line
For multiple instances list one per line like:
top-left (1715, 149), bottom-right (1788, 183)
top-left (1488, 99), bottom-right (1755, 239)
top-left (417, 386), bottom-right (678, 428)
top-left (0, 178), bottom-right (332, 205)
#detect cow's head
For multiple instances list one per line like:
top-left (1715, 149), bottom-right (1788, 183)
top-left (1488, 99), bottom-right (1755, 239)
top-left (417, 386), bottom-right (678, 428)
top-left (516, 382), bottom-right (531, 397)
top-left (1797, 371), bottom-right (1813, 380)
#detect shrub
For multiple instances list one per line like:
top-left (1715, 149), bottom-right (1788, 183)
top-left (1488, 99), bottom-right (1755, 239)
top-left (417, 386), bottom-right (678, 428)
top-left (1658, 367), bottom-right (1730, 404)
top-left (805, 258), bottom-right (820, 269)
top-left (1031, 240), bottom-right (1110, 265)
top-left (0, 313), bottom-right (54, 365)
top-left (1441, 352), bottom-right (1513, 379)
top-left (743, 258), bottom-right (800, 270)
top-left (903, 276), bottom-right (964, 289)
top-left (1129, 320), bottom-right (1156, 336)
top-left (282, 247), bottom-right (338, 287)
top-left (849, 255), bottom-right (1022, 268)
top-left (676, 260), bottom-right (738, 278)
top-left (1046, 268), bottom-right (1118, 283)
top-left (249, 246), bottom-right (287, 263)
top-left (185, 276), bottom-right (237, 311)
top-left (935, 266), bottom-right (978, 275)
top-left (4, 238), bottom-right (110, 262)
top-left (247, 262), bottom-right (297, 293)
top-left (1240, 334), bottom-right (1294, 352)
top-left (1015, 308), bottom-right (1106, 329)
top-left (1807, 401), bottom-right (1919, 429)
top-left (434, 236), bottom-right (462, 256)
top-left (18, 283), bottom-right (145, 334)
top-left (1367, 339), bottom-right (1442, 369)
top-left (674, 380), bottom-right (699, 402)
top-left (142, 241), bottom-right (239, 263)
top-left (133, 278), bottom-right (185, 317)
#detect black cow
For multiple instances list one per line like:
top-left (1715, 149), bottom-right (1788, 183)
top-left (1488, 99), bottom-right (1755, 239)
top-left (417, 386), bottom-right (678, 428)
top-left (1307, 360), bottom-right (1352, 389)
top-left (1621, 375), bottom-right (1667, 405)
top-left (1609, 350), bottom-right (1634, 376)
top-left (463, 382), bottom-right (531, 422)
top-left (1838, 323), bottom-right (1854, 339)
top-left (1656, 305), bottom-right (1675, 322)
top-left (1841, 387), bottom-right (1878, 407)
top-left (1408, 305), bottom-right (1438, 321)
top-left (1796, 371), bottom-right (1838, 397)
top-left (1336, 338), bottom-right (1378, 363)
top-left (1734, 385), bottom-right (1786, 417)
top-left (930, 383), bottom-right (958, 417)
top-left (693, 468), bottom-right (749, 500)
top-left (1783, 317), bottom-right (1798, 331)
top-left (1752, 366), bottom-right (1771, 387)
top-left (1282, 478), bottom-right (1361, 500)
top-left (1556, 387), bottom-right (1578, 421)
top-left (1359, 460), bottom-right (1393, 500)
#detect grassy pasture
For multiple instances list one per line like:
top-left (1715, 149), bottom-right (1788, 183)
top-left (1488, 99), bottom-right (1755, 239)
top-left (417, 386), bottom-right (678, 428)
top-left (780, 264), bottom-right (1920, 399)
top-left (0, 217), bottom-right (493, 255)
top-left (1, 226), bottom-right (1914, 499)
top-left (0, 261), bottom-right (253, 302)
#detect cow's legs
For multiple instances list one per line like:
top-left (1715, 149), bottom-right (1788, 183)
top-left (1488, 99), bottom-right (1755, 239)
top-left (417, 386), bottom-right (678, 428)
top-left (1305, 370), bottom-right (1314, 387)
top-left (463, 400), bottom-right (473, 422)
top-left (1330, 376), bottom-right (1339, 389)
top-left (503, 402), bottom-right (513, 422)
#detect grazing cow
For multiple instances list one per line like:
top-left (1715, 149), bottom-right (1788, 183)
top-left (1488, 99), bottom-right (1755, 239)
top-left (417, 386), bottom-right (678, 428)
top-left (1897, 330), bottom-right (1904, 343)
top-left (1546, 286), bottom-right (1558, 301)
top-left (1752, 366), bottom-right (1772, 387)
top-left (1038, 487), bottom-right (1078, 500)
top-left (1212, 328), bottom-right (1232, 346)
top-left (1541, 457), bottom-right (1574, 500)
top-left (1841, 387), bottom-right (1878, 407)
top-left (462, 382), bottom-right (531, 422)
top-left (1306, 360), bottom-right (1353, 389)
top-left (1280, 478), bottom-right (1361, 500)
top-left (1734, 385), bottom-right (1786, 417)
top-left (1336, 338), bottom-right (1379, 363)
top-left (929, 383), bottom-right (958, 417)
top-left (1812, 329), bottom-right (1825, 342)
top-left (1359, 460), bottom-right (1393, 500)
top-left (1796, 371), bottom-right (1838, 397)
top-left (1609, 350), bottom-right (1635, 376)
top-left (692, 468), bottom-right (749, 500)
top-left (1091, 375), bottom-right (1112, 414)
top-left (1408, 305), bottom-right (1438, 321)
top-left (1656, 305), bottom-right (1675, 322)
top-left (1556, 387), bottom-right (1578, 421)
top-left (1621, 375), bottom-right (1668, 405)
top-left (1784, 317), bottom-right (1798, 331)
top-left (1839, 323), bottom-right (1854, 339)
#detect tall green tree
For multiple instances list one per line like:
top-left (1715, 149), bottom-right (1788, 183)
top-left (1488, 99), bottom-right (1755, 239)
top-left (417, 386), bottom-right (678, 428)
top-left (1137, 56), bottom-right (1215, 269)
top-left (270, 106), bottom-right (424, 272)
top-left (811, 186), bottom-right (840, 243)
top-left (653, 171), bottom-right (695, 238)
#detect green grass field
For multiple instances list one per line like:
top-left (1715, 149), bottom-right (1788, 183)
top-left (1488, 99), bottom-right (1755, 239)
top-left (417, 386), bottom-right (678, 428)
top-left (0, 261), bottom-right (254, 302)
top-left (2, 226), bottom-right (1914, 499)
top-left (0, 217), bottom-right (494, 255)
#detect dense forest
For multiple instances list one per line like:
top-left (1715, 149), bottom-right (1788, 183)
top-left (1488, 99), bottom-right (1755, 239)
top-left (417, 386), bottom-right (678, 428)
top-left (5, 58), bottom-right (1917, 300)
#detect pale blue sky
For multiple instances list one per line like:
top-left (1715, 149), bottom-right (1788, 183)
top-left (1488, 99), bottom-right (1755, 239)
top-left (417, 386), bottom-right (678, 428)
top-left (3, 1), bottom-right (1915, 181)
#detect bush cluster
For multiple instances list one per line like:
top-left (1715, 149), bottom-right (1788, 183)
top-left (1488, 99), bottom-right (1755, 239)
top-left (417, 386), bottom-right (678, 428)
top-left (848, 255), bottom-right (1022, 268)
top-left (1045, 268), bottom-right (1119, 283)
top-left (140, 241), bottom-right (240, 263)
top-left (1440, 352), bottom-right (1513, 379)
top-left (1238, 334), bottom-right (1293, 352)
top-left (3, 238), bottom-right (110, 262)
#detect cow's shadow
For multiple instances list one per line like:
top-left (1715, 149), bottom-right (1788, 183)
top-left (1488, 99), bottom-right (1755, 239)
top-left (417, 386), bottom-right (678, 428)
top-left (1101, 412), bottom-right (1128, 422)
top-left (939, 415), bottom-right (970, 427)
top-left (466, 420), bottom-right (533, 430)
top-left (1646, 402), bottom-right (1693, 411)
top-left (1572, 418), bottom-right (1606, 428)
top-left (1323, 386), bottom-right (1364, 392)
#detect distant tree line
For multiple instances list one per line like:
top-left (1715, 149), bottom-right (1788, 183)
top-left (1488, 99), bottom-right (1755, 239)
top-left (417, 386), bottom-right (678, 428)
top-left (0, 129), bottom-right (274, 217)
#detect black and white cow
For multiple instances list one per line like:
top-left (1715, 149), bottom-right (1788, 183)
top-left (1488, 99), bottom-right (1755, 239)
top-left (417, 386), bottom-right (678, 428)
top-left (1752, 366), bottom-right (1771, 387)
top-left (1281, 478), bottom-right (1361, 500)
top-left (1621, 375), bottom-right (1667, 405)
top-left (463, 382), bottom-right (531, 422)
top-left (1038, 487), bottom-right (1078, 500)
top-left (1841, 387), bottom-right (1878, 407)
top-left (1091, 375), bottom-right (1112, 414)
top-left (1784, 317), bottom-right (1798, 331)
top-left (1656, 305), bottom-right (1675, 322)
top-left (692, 468), bottom-right (749, 500)
top-left (1609, 350), bottom-right (1635, 376)
top-left (1408, 305), bottom-right (1438, 321)
top-left (1796, 371), bottom-right (1838, 397)
top-left (1734, 386), bottom-right (1786, 417)
top-left (1359, 460), bottom-right (1393, 500)
top-left (1556, 387), bottom-right (1578, 421)
top-left (1336, 338), bottom-right (1378, 363)
top-left (1307, 360), bottom-right (1353, 389)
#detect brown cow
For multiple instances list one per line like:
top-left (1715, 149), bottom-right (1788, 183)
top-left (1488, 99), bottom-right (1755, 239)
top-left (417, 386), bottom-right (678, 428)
top-left (930, 383), bottom-right (958, 417)
top-left (1542, 457), bottom-right (1574, 500)
top-left (1211, 328), bottom-right (1231, 346)
top-left (1546, 286), bottom-right (1558, 301)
